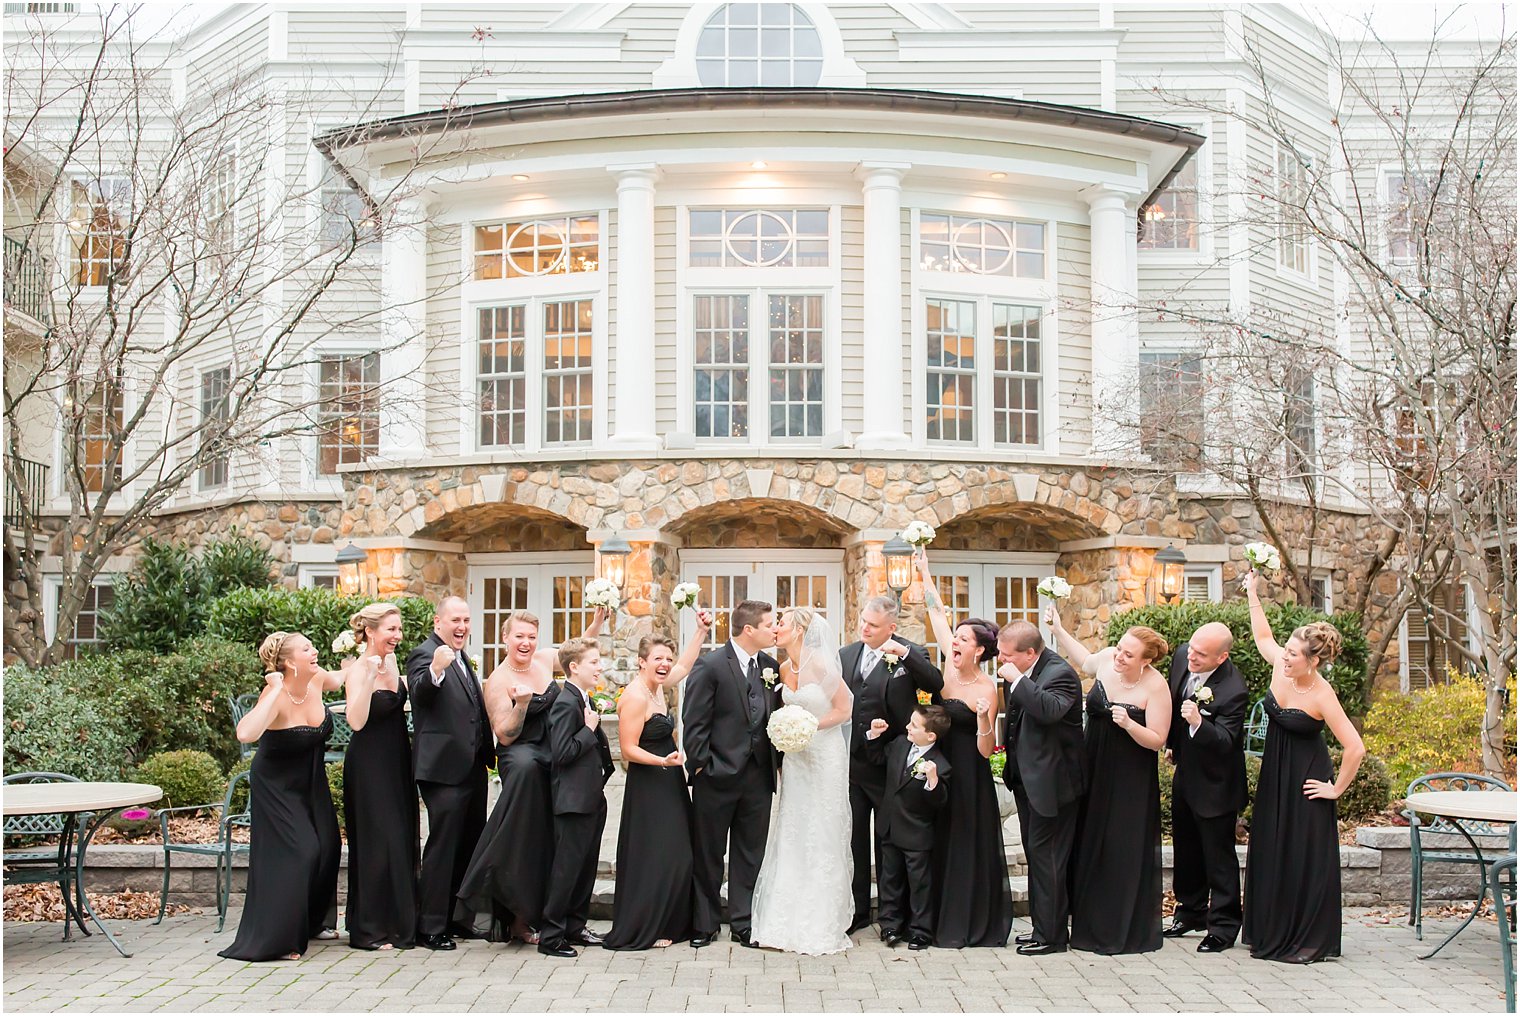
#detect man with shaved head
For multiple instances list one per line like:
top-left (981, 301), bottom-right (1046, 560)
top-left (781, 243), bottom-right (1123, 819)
top-left (408, 595), bottom-right (492, 950)
top-left (1163, 621), bottom-right (1248, 954)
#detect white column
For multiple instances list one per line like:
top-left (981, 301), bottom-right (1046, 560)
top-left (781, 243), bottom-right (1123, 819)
top-left (379, 194), bottom-right (430, 461)
top-left (856, 162), bottom-right (911, 450)
top-left (607, 165), bottom-right (660, 451)
top-left (1085, 185), bottom-right (1141, 459)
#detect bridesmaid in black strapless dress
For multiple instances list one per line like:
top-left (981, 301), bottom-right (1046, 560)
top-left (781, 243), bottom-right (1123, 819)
top-left (1069, 682), bottom-right (1164, 954)
top-left (343, 679), bottom-right (417, 948)
top-left (220, 712), bottom-right (341, 961)
top-left (932, 698), bottom-right (1013, 948)
top-left (458, 682), bottom-right (561, 941)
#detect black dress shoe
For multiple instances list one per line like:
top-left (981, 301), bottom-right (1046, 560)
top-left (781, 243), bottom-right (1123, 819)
top-left (1197, 934), bottom-right (1233, 953)
top-left (418, 933), bottom-right (456, 951)
top-left (882, 931), bottom-right (903, 947)
top-left (537, 941), bottom-right (578, 958)
top-left (448, 923), bottom-right (484, 941)
top-left (690, 932), bottom-right (717, 949)
top-left (1014, 933), bottom-right (1035, 946)
top-left (1016, 941), bottom-right (1067, 956)
top-left (1162, 919), bottom-right (1203, 938)
top-left (907, 936), bottom-right (931, 951)
top-left (731, 931), bottom-right (759, 948)
top-left (570, 929), bottom-right (604, 947)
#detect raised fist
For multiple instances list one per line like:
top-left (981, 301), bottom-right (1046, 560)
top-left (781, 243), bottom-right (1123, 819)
top-left (694, 608), bottom-right (714, 631)
top-left (583, 706), bottom-right (598, 730)
top-left (867, 718), bottom-right (889, 740)
top-left (921, 759), bottom-right (939, 789)
top-left (975, 697), bottom-right (991, 716)
top-left (432, 645), bottom-right (456, 674)
top-left (511, 683), bottom-right (533, 703)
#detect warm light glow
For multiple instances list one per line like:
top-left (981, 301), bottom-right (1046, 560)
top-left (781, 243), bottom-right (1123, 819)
top-left (600, 554), bottom-right (626, 591)
top-left (511, 174), bottom-right (530, 182)
top-left (1144, 204), bottom-right (1167, 222)
top-left (885, 554), bottom-right (914, 595)
top-left (750, 160), bottom-right (767, 170)
top-left (990, 172), bottom-right (1007, 180)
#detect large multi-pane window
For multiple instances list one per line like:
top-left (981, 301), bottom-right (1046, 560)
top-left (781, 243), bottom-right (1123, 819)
top-left (477, 305), bottom-right (527, 447)
top-left (70, 177), bottom-right (130, 287)
top-left (54, 581), bottom-right (115, 660)
top-left (1140, 154), bottom-right (1200, 251)
top-left (693, 292), bottom-right (825, 441)
top-left (695, 3), bottom-right (823, 87)
top-left (78, 383), bottom-right (123, 493)
top-left (1139, 351), bottom-right (1204, 466)
top-left (476, 298), bottom-right (597, 450)
top-left (1276, 147), bottom-right (1312, 275)
top-left (925, 298), bottom-right (1045, 447)
top-left (689, 209), bottom-right (829, 268)
top-left (317, 353), bottom-right (379, 474)
top-left (1285, 369), bottom-right (1317, 474)
top-left (473, 216), bottom-right (599, 280)
top-left (198, 367), bottom-right (231, 489)
top-left (1383, 169), bottom-right (1432, 265)
top-left (991, 304), bottom-right (1042, 446)
top-left (919, 214), bottom-right (1045, 278)
top-left (926, 298), bottom-right (977, 443)
top-left (319, 163), bottom-right (365, 244)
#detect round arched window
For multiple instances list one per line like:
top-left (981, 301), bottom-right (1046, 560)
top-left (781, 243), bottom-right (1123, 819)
top-left (696, 4), bottom-right (823, 87)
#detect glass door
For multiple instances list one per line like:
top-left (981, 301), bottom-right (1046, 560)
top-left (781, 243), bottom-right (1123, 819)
top-left (679, 551), bottom-right (843, 651)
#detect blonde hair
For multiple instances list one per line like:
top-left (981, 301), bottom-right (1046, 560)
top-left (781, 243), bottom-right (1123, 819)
top-left (788, 606), bottom-right (817, 638)
top-left (557, 636), bottom-right (599, 675)
top-left (350, 602), bottom-right (401, 646)
top-left (258, 631), bottom-right (301, 676)
top-left (501, 610), bottom-right (540, 640)
top-left (1291, 621), bottom-right (1343, 666)
top-left (1123, 625), bottom-right (1171, 664)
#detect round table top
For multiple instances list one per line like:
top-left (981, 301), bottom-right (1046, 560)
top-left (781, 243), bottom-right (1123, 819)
top-left (2, 782), bottom-right (163, 817)
top-left (1406, 789), bottom-right (1518, 823)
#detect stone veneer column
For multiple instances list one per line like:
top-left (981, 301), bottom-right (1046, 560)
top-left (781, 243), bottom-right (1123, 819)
top-left (855, 163), bottom-right (911, 450)
top-left (607, 165), bottom-right (661, 452)
top-left (379, 194), bottom-right (430, 460)
top-left (1085, 185), bottom-right (1141, 458)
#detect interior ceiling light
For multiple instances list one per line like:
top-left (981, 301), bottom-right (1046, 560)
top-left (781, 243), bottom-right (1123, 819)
top-left (751, 160), bottom-right (767, 170)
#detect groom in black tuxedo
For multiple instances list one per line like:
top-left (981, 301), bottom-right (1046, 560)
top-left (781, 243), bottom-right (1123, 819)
top-left (683, 599), bottom-right (780, 948)
top-left (998, 620), bottom-right (1085, 955)
top-left (1164, 622), bottom-right (1248, 953)
top-left (407, 596), bottom-right (492, 951)
top-left (841, 594), bottom-right (944, 932)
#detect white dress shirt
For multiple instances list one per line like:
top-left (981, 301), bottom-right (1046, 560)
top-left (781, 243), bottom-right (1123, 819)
top-left (1186, 667), bottom-right (1218, 737)
top-left (730, 640), bottom-right (756, 676)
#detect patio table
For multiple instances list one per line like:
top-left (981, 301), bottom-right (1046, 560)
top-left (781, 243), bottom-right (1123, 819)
top-left (1404, 789), bottom-right (1518, 960)
top-left (3, 781), bottom-right (162, 957)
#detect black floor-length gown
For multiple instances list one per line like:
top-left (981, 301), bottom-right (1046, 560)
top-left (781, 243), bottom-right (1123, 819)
top-left (932, 698), bottom-right (1013, 948)
top-left (1242, 692), bottom-right (1341, 963)
top-left (220, 711), bottom-right (341, 961)
top-left (1069, 684), bottom-right (1162, 954)
top-left (457, 682), bottom-right (560, 939)
top-left (604, 713), bottom-right (693, 950)
top-left (343, 685), bottom-right (418, 949)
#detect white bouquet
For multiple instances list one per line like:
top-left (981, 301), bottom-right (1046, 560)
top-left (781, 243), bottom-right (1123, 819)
top-left (1037, 576), bottom-right (1073, 601)
top-left (332, 630), bottom-right (358, 657)
top-left (1243, 542), bottom-right (1282, 572)
top-left (670, 582), bottom-right (702, 610)
top-left (584, 578), bottom-right (621, 611)
top-left (901, 520), bottom-right (936, 547)
top-left (767, 704), bottom-right (820, 754)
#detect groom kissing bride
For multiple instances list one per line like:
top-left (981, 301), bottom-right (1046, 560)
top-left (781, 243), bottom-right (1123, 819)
top-left (682, 600), bottom-right (856, 954)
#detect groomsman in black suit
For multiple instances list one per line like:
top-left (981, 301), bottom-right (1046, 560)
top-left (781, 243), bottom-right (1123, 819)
top-left (407, 596), bottom-right (492, 951)
top-left (683, 599), bottom-right (780, 948)
top-left (539, 638), bottom-right (616, 958)
top-left (1164, 622), bottom-right (1248, 953)
top-left (876, 704), bottom-right (952, 951)
top-left (997, 619), bottom-right (1085, 955)
top-left (841, 595), bottom-right (944, 933)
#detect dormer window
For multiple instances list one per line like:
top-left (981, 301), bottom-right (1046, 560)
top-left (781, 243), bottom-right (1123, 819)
top-left (696, 4), bottom-right (823, 87)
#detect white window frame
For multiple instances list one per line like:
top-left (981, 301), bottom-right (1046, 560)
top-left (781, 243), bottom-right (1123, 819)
top-left (675, 204), bottom-right (843, 447)
top-left (693, 2), bottom-right (825, 87)
top-left (652, 2), bottom-right (866, 88)
top-left (195, 366), bottom-right (232, 493)
top-left (1273, 143), bottom-right (1316, 283)
top-left (914, 551), bottom-right (1060, 660)
top-left (67, 174), bottom-right (131, 290)
top-left (1182, 564), bottom-right (1223, 603)
top-left (677, 548), bottom-right (844, 651)
top-left (298, 564), bottom-right (341, 590)
top-left (41, 573), bottom-right (116, 649)
top-left (1139, 121), bottom-right (1212, 261)
top-left (1285, 368), bottom-right (1319, 476)
top-left (1308, 572), bottom-right (1333, 614)
top-left (308, 345), bottom-right (380, 488)
top-left (466, 553), bottom-right (598, 671)
top-left (1379, 165), bottom-right (1435, 269)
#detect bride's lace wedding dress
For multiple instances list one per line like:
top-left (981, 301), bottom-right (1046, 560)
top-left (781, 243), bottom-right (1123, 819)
top-left (750, 680), bottom-right (854, 955)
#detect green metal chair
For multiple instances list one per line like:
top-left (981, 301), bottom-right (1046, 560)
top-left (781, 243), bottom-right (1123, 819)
top-left (2, 772), bottom-right (87, 940)
top-left (227, 692), bottom-right (260, 760)
top-left (1404, 772), bottom-right (1516, 940)
top-left (1491, 854), bottom-right (1516, 1013)
top-left (325, 701), bottom-right (353, 763)
top-left (153, 769), bottom-right (252, 932)
top-left (1243, 698), bottom-right (1268, 757)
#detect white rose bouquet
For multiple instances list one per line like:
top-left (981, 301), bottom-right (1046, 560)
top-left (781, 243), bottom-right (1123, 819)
top-left (1037, 576), bottom-right (1072, 601)
top-left (767, 704), bottom-right (820, 754)
top-left (1243, 542), bottom-right (1282, 572)
top-left (900, 520), bottom-right (936, 547)
top-left (670, 582), bottom-right (702, 610)
top-left (584, 578), bottom-right (621, 611)
top-left (332, 630), bottom-right (358, 657)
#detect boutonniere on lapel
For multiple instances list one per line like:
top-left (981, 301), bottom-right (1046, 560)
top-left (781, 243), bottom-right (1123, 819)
top-left (910, 757), bottom-right (931, 781)
top-left (760, 667), bottom-right (778, 689)
top-left (463, 651), bottom-right (480, 672)
top-left (882, 650), bottom-right (903, 674)
top-left (1191, 684), bottom-right (1214, 717)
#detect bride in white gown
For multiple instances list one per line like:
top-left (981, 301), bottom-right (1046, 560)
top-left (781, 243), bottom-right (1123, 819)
top-left (751, 607), bottom-right (855, 955)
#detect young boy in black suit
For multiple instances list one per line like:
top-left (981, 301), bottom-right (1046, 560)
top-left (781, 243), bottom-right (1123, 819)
top-left (539, 637), bottom-right (615, 957)
top-left (876, 704), bottom-right (952, 950)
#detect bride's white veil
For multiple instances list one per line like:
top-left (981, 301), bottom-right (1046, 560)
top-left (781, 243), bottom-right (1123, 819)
top-left (795, 611), bottom-right (851, 737)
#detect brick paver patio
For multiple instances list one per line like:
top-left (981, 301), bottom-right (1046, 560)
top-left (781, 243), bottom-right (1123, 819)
top-left (3, 909), bottom-right (1506, 1012)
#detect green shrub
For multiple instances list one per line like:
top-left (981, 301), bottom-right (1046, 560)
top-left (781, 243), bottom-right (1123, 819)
top-left (200, 530), bottom-right (276, 598)
top-left (1105, 600), bottom-right (1370, 714)
top-left (227, 754), bottom-right (254, 814)
top-left (1334, 748), bottom-right (1392, 822)
top-left (100, 532), bottom-right (275, 653)
top-left (205, 587), bottom-right (437, 671)
top-left (2, 668), bottom-right (139, 781)
top-left (135, 750), bottom-right (226, 809)
top-left (1363, 675), bottom-right (1495, 793)
top-left (327, 761), bottom-right (345, 828)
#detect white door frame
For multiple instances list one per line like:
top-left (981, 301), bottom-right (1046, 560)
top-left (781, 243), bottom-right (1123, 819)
top-left (678, 548), bottom-right (844, 648)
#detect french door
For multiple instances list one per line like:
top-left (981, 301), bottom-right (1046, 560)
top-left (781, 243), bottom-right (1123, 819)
top-left (467, 553), bottom-right (597, 674)
top-left (679, 550), bottom-right (843, 652)
top-left (920, 553), bottom-right (1058, 665)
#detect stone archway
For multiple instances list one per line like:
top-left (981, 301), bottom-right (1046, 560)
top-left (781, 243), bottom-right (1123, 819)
top-left (667, 496), bottom-right (852, 549)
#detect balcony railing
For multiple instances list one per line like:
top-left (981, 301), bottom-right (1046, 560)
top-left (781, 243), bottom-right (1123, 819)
top-left (4, 457), bottom-right (47, 526)
top-left (4, 235), bottom-right (50, 325)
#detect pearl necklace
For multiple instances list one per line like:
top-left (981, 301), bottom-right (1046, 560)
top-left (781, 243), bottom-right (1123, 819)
top-left (951, 669), bottom-right (983, 688)
top-left (1115, 671), bottom-right (1141, 691)
top-left (505, 657), bottom-right (534, 674)
top-left (284, 681), bottom-right (311, 706)
top-left (1291, 674), bottom-right (1317, 696)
